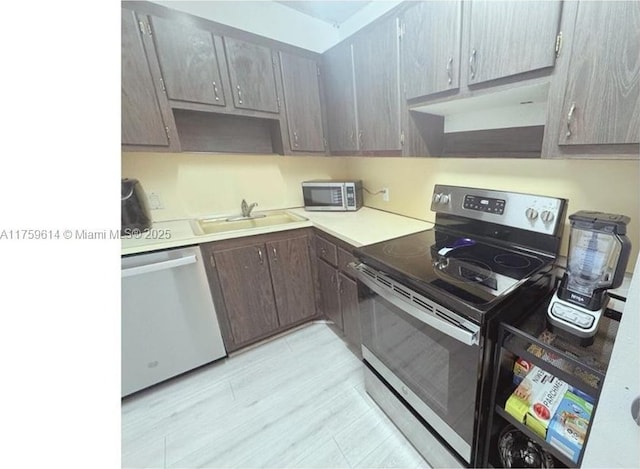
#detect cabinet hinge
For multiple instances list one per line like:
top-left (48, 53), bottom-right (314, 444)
top-left (400, 130), bottom-right (405, 146)
top-left (555, 32), bottom-right (563, 58)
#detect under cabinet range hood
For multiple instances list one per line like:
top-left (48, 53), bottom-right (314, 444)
top-left (410, 82), bottom-right (550, 157)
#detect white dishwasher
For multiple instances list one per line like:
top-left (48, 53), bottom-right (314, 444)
top-left (121, 245), bottom-right (226, 397)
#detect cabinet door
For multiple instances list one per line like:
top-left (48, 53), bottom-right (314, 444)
top-left (317, 259), bottom-right (342, 330)
top-left (267, 236), bottom-right (316, 327)
top-left (354, 17), bottom-right (402, 151)
top-left (323, 41), bottom-right (358, 152)
top-left (223, 37), bottom-right (279, 113)
top-left (150, 16), bottom-right (225, 106)
top-left (402, 1), bottom-right (462, 100)
top-left (558, 1), bottom-right (640, 146)
top-left (121, 9), bottom-right (170, 147)
top-left (214, 244), bottom-right (279, 346)
top-left (467, 0), bottom-right (562, 85)
top-left (338, 273), bottom-right (360, 352)
top-left (279, 52), bottom-right (325, 152)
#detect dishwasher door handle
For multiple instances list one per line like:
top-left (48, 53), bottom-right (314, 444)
top-left (121, 255), bottom-right (197, 278)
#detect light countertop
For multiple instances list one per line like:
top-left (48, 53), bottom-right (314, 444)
top-left (121, 207), bottom-right (434, 256)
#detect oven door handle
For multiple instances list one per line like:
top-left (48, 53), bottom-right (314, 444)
top-left (354, 265), bottom-right (480, 346)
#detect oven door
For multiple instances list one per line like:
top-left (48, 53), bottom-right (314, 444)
top-left (356, 264), bottom-right (482, 463)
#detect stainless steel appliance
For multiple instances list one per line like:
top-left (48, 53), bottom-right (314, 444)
top-left (121, 246), bottom-right (227, 397)
top-left (352, 185), bottom-right (567, 467)
top-left (302, 179), bottom-right (363, 211)
top-left (122, 178), bottom-right (151, 235)
top-left (547, 211), bottom-right (631, 345)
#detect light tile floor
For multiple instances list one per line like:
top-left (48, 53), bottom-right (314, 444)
top-left (121, 322), bottom-right (430, 469)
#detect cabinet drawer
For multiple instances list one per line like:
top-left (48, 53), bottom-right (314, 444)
top-left (316, 236), bottom-right (338, 266)
top-left (338, 246), bottom-right (357, 276)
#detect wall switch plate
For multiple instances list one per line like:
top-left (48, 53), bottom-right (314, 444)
top-left (382, 187), bottom-right (390, 202)
top-left (148, 192), bottom-right (164, 210)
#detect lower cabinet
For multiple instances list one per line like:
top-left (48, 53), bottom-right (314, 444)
top-left (201, 228), bottom-right (317, 352)
top-left (314, 231), bottom-right (361, 355)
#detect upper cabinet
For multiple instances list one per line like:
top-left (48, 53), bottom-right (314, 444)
top-left (543, 0), bottom-right (640, 158)
top-left (150, 16), bottom-right (226, 107)
top-left (556, 2), bottom-right (639, 146)
top-left (121, 8), bottom-right (178, 150)
top-left (466, 0), bottom-right (562, 86)
top-left (323, 41), bottom-right (358, 153)
top-left (223, 37), bottom-right (280, 114)
top-left (402, 1), bottom-right (462, 100)
top-left (279, 52), bottom-right (326, 153)
top-left (353, 16), bottom-right (402, 152)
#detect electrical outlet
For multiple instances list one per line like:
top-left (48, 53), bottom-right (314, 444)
top-left (148, 192), bottom-right (164, 210)
top-left (382, 187), bottom-right (390, 202)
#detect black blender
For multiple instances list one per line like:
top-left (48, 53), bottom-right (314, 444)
top-left (547, 211), bottom-right (631, 345)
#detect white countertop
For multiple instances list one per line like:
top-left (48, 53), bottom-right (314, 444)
top-left (121, 207), bottom-right (433, 256)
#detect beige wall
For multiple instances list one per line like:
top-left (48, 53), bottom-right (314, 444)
top-left (346, 157), bottom-right (640, 271)
top-left (122, 152), bottom-right (639, 271)
top-left (121, 152), bottom-right (347, 221)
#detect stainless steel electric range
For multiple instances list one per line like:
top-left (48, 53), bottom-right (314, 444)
top-left (352, 185), bottom-right (568, 468)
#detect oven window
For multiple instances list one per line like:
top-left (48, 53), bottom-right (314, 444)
top-left (360, 286), bottom-right (480, 447)
top-left (373, 301), bottom-right (451, 412)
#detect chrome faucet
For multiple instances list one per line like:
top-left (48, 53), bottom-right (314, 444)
top-left (241, 199), bottom-right (258, 218)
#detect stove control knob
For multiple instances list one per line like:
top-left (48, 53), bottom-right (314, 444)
top-left (525, 208), bottom-right (539, 220)
top-left (440, 194), bottom-right (450, 204)
top-left (433, 193), bottom-right (442, 204)
top-left (541, 210), bottom-right (555, 223)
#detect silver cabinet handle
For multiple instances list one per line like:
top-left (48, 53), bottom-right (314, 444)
top-left (212, 81), bottom-right (220, 101)
top-left (358, 130), bottom-right (363, 147)
top-left (566, 103), bottom-right (576, 138)
top-left (446, 56), bottom-right (453, 84)
top-left (236, 85), bottom-right (243, 104)
top-left (258, 248), bottom-right (263, 264)
top-left (272, 246), bottom-right (277, 259)
top-left (293, 131), bottom-right (299, 148)
top-left (632, 396), bottom-right (640, 426)
top-left (469, 49), bottom-right (477, 79)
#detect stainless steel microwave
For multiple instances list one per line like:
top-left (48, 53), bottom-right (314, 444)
top-left (302, 180), bottom-right (363, 211)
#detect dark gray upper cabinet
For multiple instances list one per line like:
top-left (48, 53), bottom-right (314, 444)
top-left (121, 8), bottom-right (174, 148)
top-left (354, 16), bottom-right (402, 152)
top-left (557, 1), bottom-right (639, 146)
top-left (150, 16), bottom-right (225, 106)
top-left (402, 1), bottom-right (462, 100)
top-left (323, 41), bottom-right (358, 152)
top-left (467, 0), bottom-right (562, 85)
top-left (223, 37), bottom-right (280, 113)
top-left (279, 52), bottom-right (325, 152)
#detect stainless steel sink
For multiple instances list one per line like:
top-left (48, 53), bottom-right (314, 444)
top-left (190, 211), bottom-right (308, 236)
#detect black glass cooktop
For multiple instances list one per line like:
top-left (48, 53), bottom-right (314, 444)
top-left (355, 228), bottom-right (551, 311)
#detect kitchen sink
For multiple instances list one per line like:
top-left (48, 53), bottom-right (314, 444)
top-left (190, 211), bottom-right (308, 235)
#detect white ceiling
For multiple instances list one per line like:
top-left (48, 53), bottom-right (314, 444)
top-left (149, 1), bottom-right (401, 52)
top-left (275, 1), bottom-right (372, 25)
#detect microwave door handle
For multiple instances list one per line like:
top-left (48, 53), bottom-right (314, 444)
top-left (354, 267), bottom-right (479, 346)
top-left (121, 255), bottom-right (197, 278)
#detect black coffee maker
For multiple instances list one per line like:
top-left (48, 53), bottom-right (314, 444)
top-left (121, 178), bottom-right (151, 235)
